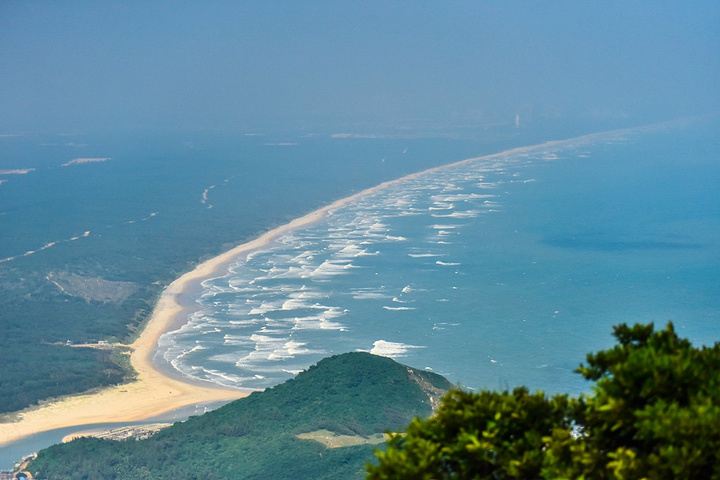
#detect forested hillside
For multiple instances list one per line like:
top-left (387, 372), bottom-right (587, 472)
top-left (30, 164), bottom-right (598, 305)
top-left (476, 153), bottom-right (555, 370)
top-left (29, 352), bottom-right (453, 480)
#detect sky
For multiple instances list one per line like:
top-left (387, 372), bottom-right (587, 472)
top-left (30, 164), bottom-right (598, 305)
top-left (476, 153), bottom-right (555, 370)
top-left (0, 1), bottom-right (718, 133)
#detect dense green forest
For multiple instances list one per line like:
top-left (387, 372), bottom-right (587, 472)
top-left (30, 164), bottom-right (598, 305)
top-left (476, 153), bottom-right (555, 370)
top-left (369, 323), bottom-right (720, 479)
top-left (29, 352), bottom-right (453, 480)
top-left (0, 128), bottom-right (540, 415)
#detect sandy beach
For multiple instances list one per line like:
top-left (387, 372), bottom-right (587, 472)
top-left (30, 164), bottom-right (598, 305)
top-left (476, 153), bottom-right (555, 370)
top-left (0, 269), bottom-right (246, 446)
top-left (0, 170), bottom-right (403, 447)
top-left (0, 131), bottom-right (627, 448)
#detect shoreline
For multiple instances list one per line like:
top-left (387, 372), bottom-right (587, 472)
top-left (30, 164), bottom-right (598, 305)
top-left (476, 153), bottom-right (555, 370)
top-left (0, 128), bottom-right (634, 448)
top-left (0, 177), bottom-right (396, 448)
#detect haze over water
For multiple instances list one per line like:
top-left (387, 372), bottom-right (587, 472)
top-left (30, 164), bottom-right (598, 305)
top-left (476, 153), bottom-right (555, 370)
top-left (1, 2), bottom-right (719, 471)
top-left (158, 120), bottom-right (720, 396)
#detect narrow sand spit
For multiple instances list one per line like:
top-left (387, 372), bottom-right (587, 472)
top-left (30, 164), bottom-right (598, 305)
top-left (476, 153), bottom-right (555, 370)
top-left (0, 131), bottom-right (628, 447)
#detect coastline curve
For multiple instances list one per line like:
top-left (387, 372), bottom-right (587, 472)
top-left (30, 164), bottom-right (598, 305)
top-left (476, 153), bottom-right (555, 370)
top-left (0, 125), bottom-right (654, 448)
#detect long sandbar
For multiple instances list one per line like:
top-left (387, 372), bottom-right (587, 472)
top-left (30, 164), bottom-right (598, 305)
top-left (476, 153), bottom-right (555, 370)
top-left (0, 129), bottom-right (635, 447)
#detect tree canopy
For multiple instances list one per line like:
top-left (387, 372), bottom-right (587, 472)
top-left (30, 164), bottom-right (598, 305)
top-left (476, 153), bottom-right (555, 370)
top-left (368, 323), bottom-right (720, 479)
top-left (29, 352), bottom-right (453, 480)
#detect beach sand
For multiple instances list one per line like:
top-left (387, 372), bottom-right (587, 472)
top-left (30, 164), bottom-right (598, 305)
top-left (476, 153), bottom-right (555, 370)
top-left (0, 131), bottom-right (629, 448)
top-left (0, 269), bottom-right (246, 446)
top-left (0, 175), bottom-right (399, 447)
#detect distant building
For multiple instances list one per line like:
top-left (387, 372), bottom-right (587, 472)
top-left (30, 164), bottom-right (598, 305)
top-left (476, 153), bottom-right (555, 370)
top-left (515, 104), bottom-right (535, 127)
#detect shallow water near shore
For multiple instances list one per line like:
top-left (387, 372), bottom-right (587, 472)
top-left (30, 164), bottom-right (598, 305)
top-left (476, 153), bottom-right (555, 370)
top-left (157, 120), bottom-right (720, 396)
top-left (0, 400), bottom-right (231, 470)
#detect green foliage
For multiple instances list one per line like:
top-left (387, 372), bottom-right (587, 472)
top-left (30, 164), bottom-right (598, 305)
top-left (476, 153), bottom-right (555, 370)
top-left (368, 323), bottom-right (720, 479)
top-left (371, 388), bottom-right (571, 479)
top-left (547, 322), bottom-right (720, 479)
top-left (0, 280), bottom-right (154, 414)
top-left (29, 353), bottom-right (453, 480)
top-left (0, 342), bottom-right (125, 414)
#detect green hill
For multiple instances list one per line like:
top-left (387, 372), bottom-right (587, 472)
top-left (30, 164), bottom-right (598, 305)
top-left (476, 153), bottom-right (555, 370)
top-left (29, 352), bottom-right (453, 480)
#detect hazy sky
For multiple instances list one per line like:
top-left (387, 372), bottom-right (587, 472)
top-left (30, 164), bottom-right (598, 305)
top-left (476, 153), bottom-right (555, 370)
top-left (1, 1), bottom-right (718, 133)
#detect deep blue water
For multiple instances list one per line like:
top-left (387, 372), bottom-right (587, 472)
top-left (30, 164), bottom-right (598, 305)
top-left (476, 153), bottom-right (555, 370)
top-left (157, 120), bottom-right (720, 396)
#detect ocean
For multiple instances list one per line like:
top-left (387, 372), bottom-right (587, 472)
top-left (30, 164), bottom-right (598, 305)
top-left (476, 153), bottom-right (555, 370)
top-left (156, 119), bottom-right (720, 397)
top-left (1, 119), bottom-right (718, 468)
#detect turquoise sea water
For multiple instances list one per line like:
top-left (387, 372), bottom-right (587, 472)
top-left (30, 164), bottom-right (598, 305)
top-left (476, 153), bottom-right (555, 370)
top-left (1, 121), bottom-right (718, 468)
top-left (0, 125), bottom-right (550, 468)
top-left (157, 120), bottom-right (720, 396)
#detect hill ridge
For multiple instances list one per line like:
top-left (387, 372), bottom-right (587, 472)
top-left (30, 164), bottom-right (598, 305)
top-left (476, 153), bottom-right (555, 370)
top-left (29, 352), bottom-right (454, 480)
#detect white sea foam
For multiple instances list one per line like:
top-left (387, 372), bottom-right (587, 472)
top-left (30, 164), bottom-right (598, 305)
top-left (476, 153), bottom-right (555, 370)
top-left (288, 289), bottom-right (326, 300)
top-left (207, 353), bottom-right (245, 363)
top-left (431, 210), bottom-right (480, 218)
top-left (368, 221), bottom-right (389, 231)
top-left (159, 132), bottom-right (642, 393)
top-left (291, 315), bottom-right (345, 331)
top-left (234, 337), bottom-right (286, 366)
top-left (365, 340), bottom-right (425, 358)
top-left (387, 197), bottom-right (414, 208)
top-left (176, 345), bottom-right (206, 360)
top-left (334, 244), bottom-right (378, 258)
top-left (290, 250), bottom-right (318, 265)
top-left (248, 301), bottom-right (283, 315)
top-left (200, 368), bottom-right (247, 385)
top-left (428, 202), bottom-right (455, 211)
top-left (308, 259), bottom-right (358, 278)
top-left (224, 334), bottom-right (253, 346)
top-left (432, 322), bottom-right (460, 331)
top-left (267, 340), bottom-right (311, 360)
top-left (440, 183), bottom-right (463, 192)
top-left (431, 193), bottom-right (496, 202)
top-left (228, 319), bottom-right (257, 326)
top-left (351, 290), bottom-right (391, 300)
top-left (258, 326), bottom-right (287, 335)
top-left (281, 298), bottom-right (310, 310)
top-left (398, 210), bottom-right (423, 216)
top-left (201, 327), bottom-right (223, 333)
